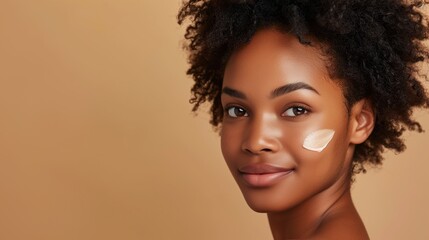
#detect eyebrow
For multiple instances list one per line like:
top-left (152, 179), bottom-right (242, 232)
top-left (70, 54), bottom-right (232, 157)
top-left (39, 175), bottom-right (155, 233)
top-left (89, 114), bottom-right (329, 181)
top-left (221, 82), bottom-right (320, 99)
top-left (271, 82), bottom-right (320, 98)
top-left (221, 87), bottom-right (247, 99)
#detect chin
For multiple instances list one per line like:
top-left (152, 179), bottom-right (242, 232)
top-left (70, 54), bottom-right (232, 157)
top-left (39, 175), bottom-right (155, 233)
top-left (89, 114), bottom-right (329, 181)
top-left (245, 199), bottom-right (290, 213)
top-left (240, 189), bottom-right (298, 213)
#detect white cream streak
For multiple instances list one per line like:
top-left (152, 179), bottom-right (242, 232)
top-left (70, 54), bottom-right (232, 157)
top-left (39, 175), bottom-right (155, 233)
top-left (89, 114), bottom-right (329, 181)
top-left (303, 129), bottom-right (335, 152)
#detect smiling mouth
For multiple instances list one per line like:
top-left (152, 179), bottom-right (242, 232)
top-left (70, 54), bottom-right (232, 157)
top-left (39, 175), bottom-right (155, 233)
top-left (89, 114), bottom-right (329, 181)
top-left (238, 164), bottom-right (294, 188)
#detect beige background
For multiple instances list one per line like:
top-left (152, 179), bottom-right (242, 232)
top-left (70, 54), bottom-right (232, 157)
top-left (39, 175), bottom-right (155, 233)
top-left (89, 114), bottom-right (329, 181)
top-left (0, 1), bottom-right (428, 239)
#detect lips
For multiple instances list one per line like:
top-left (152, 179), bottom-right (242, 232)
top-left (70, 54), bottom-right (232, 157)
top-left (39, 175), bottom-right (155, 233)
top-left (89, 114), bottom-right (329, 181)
top-left (238, 163), bottom-right (294, 188)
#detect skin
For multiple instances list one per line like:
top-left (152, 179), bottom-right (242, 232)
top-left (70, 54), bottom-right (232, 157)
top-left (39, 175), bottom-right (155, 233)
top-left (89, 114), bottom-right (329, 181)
top-left (220, 28), bottom-right (374, 239)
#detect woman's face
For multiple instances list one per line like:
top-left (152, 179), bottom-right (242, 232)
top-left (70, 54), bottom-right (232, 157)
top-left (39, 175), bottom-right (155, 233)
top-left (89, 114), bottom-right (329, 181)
top-left (220, 28), bottom-right (356, 212)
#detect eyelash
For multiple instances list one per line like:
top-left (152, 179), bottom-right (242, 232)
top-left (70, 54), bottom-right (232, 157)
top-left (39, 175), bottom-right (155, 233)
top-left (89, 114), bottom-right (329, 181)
top-left (282, 105), bottom-right (310, 117)
top-left (223, 105), bottom-right (311, 118)
top-left (224, 105), bottom-right (248, 118)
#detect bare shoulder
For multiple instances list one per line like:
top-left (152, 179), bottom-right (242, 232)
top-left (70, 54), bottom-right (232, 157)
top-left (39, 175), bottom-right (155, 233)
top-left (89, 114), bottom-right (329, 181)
top-left (307, 209), bottom-right (370, 240)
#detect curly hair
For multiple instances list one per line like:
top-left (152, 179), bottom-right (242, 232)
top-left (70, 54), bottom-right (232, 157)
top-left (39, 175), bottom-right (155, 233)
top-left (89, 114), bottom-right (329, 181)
top-left (177, 0), bottom-right (429, 174)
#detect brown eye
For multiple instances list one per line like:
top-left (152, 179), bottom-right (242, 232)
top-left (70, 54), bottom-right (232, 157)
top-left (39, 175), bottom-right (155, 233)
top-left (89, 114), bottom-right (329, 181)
top-left (226, 106), bottom-right (248, 118)
top-left (283, 106), bottom-right (308, 117)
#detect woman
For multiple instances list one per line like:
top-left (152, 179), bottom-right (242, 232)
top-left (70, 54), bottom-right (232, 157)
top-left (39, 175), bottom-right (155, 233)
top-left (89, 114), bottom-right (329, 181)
top-left (178, 0), bottom-right (429, 239)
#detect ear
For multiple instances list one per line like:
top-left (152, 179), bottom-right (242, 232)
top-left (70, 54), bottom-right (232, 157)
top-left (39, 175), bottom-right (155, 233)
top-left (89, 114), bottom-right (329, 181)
top-left (349, 99), bottom-right (375, 144)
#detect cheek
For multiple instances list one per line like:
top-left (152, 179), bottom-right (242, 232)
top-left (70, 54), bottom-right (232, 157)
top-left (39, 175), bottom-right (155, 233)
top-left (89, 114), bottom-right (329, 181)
top-left (220, 124), bottom-right (241, 163)
top-left (284, 110), bottom-right (349, 165)
top-left (281, 126), bottom-right (340, 165)
top-left (278, 126), bottom-right (310, 157)
top-left (302, 129), bottom-right (335, 152)
top-left (291, 127), bottom-right (350, 181)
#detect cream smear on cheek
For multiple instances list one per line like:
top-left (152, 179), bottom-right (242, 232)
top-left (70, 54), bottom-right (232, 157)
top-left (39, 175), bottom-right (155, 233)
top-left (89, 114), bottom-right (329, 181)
top-left (303, 129), bottom-right (335, 152)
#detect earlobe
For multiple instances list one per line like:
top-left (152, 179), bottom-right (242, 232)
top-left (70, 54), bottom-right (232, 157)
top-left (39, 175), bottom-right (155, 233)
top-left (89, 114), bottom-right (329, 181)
top-left (349, 99), bottom-right (375, 144)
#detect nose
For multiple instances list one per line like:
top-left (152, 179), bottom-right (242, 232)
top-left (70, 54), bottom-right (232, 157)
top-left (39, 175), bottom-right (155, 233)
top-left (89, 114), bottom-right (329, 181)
top-left (241, 114), bottom-right (281, 155)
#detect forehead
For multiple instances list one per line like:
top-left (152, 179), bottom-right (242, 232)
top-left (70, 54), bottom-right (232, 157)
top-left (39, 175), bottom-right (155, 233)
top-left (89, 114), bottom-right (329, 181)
top-left (223, 28), bottom-right (334, 92)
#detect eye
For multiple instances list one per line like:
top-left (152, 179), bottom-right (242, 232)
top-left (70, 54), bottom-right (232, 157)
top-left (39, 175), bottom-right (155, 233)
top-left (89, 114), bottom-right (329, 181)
top-left (283, 106), bottom-right (309, 117)
top-left (226, 106), bottom-right (248, 118)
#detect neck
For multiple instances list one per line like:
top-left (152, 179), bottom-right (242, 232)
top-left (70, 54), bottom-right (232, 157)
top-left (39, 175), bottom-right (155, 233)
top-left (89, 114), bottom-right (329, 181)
top-left (267, 172), bottom-right (353, 239)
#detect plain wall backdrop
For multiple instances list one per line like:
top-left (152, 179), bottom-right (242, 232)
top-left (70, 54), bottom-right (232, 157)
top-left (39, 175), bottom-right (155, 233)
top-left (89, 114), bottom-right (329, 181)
top-left (0, 1), bottom-right (428, 239)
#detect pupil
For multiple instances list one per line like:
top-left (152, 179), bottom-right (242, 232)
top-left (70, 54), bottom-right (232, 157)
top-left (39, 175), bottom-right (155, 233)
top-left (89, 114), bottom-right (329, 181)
top-left (235, 108), bottom-right (245, 116)
top-left (294, 107), bottom-right (305, 115)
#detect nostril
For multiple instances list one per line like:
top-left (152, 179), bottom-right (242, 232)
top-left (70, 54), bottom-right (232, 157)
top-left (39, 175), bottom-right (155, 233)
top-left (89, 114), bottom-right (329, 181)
top-left (244, 147), bottom-right (273, 154)
top-left (244, 148), bottom-right (253, 154)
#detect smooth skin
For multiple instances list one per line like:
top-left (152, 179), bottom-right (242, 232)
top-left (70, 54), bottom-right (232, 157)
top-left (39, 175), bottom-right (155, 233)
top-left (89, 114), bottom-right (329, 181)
top-left (220, 28), bottom-right (374, 239)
